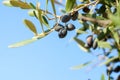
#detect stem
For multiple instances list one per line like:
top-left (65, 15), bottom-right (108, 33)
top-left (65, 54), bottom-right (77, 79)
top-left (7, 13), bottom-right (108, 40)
top-left (78, 14), bottom-right (112, 27)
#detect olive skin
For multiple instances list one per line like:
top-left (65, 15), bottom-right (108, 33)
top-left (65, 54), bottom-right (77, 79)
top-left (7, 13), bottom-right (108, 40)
top-left (66, 23), bottom-right (75, 31)
top-left (92, 40), bottom-right (98, 50)
top-left (113, 66), bottom-right (120, 73)
top-left (61, 13), bottom-right (71, 23)
top-left (71, 11), bottom-right (78, 21)
top-left (53, 23), bottom-right (64, 32)
top-left (58, 28), bottom-right (67, 38)
top-left (83, 7), bottom-right (90, 13)
top-left (86, 35), bottom-right (93, 47)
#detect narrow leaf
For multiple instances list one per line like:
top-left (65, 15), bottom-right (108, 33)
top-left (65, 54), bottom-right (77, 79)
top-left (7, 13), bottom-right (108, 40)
top-left (50, 0), bottom-right (57, 22)
top-left (99, 56), bottom-right (118, 66)
top-left (3, 0), bottom-right (13, 7)
top-left (8, 38), bottom-right (37, 48)
top-left (42, 15), bottom-right (50, 29)
top-left (65, 0), bottom-right (76, 12)
top-left (45, 0), bottom-right (49, 11)
top-left (98, 41), bottom-right (112, 49)
top-left (70, 61), bottom-right (91, 70)
top-left (24, 19), bottom-right (37, 35)
top-left (29, 3), bottom-right (36, 9)
top-left (101, 74), bottom-right (105, 80)
top-left (73, 37), bottom-right (89, 52)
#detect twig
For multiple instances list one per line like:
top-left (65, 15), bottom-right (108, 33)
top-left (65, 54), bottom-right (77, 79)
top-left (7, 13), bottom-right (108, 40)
top-left (78, 14), bottom-right (112, 27)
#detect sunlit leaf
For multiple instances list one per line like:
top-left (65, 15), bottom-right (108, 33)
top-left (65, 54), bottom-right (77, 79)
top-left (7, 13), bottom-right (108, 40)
top-left (33, 29), bottom-right (53, 39)
top-left (10, 1), bottom-right (31, 9)
top-left (65, 0), bottom-right (76, 12)
top-left (45, 0), bottom-right (49, 11)
top-left (2, 0), bottom-right (13, 7)
top-left (101, 74), bottom-right (105, 80)
top-left (8, 38), bottom-right (37, 48)
top-left (99, 56), bottom-right (118, 66)
top-left (73, 37), bottom-right (89, 52)
top-left (98, 41), bottom-right (112, 49)
top-left (70, 61), bottom-right (91, 70)
top-left (50, 0), bottom-right (57, 21)
top-left (24, 19), bottom-right (37, 35)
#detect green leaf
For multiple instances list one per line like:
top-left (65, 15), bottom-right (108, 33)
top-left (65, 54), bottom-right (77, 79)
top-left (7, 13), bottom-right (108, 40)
top-left (29, 3), bottom-right (36, 9)
top-left (70, 61), bottom-right (91, 70)
top-left (73, 37), bottom-right (89, 52)
top-left (99, 56), bottom-right (118, 66)
top-left (24, 19), bottom-right (37, 35)
top-left (8, 38), bottom-right (37, 48)
top-left (45, 0), bottom-right (49, 11)
top-left (65, 0), bottom-right (76, 12)
top-left (3, 0), bottom-right (13, 7)
top-left (111, 30), bottom-right (119, 45)
top-left (101, 74), bottom-right (105, 80)
top-left (98, 41), bottom-right (112, 49)
top-left (50, 0), bottom-right (57, 21)
top-left (10, 1), bottom-right (31, 9)
top-left (42, 15), bottom-right (50, 29)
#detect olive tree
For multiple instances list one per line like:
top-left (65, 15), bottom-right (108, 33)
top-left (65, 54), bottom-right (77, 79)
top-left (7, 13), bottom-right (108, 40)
top-left (3, 0), bottom-right (120, 80)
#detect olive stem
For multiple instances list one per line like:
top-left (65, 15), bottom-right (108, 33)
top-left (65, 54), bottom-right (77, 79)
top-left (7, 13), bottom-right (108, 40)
top-left (78, 14), bottom-right (112, 27)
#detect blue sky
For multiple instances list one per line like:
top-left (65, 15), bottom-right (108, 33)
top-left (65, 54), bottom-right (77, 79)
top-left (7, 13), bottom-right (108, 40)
top-left (0, 0), bottom-right (108, 80)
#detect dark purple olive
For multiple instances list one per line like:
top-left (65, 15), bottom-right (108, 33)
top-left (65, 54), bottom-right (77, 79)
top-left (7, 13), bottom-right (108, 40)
top-left (92, 40), bottom-right (98, 50)
top-left (117, 75), bottom-right (120, 80)
top-left (66, 23), bottom-right (75, 31)
top-left (71, 11), bottom-right (78, 21)
top-left (113, 66), bottom-right (120, 73)
top-left (83, 7), bottom-right (90, 13)
top-left (58, 28), bottom-right (67, 38)
top-left (53, 23), bottom-right (64, 32)
top-left (61, 13), bottom-right (71, 23)
top-left (86, 35), bottom-right (93, 47)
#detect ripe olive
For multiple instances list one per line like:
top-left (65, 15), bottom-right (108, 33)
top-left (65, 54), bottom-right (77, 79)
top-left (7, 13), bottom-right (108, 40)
top-left (113, 66), bottom-right (120, 73)
top-left (53, 23), bottom-right (64, 32)
top-left (61, 13), bottom-right (71, 23)
top-left (83, 7), bottom-right (90, 13)
top-left (86, 35), bottom-right (93, 47)
top-left (71, 11), bottom-right (78, 21)
top-left (58, 28), bottom-right (67, 38)
top-left (117, 75), bottom-right (120, 80)
top-left (92, 40), bottom-right (98, 50)
top-left (66, 23), bottom-right (75, 31)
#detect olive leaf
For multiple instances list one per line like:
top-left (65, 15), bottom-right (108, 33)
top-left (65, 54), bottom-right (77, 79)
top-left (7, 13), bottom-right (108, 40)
top-left (24, 19), bottom-right (37, 35)
top-left (42, 15), bottom-right (50, 29)
top-left (99, 56), bottom-right (118, 66)
top-left (10, 1), bottom-right (31, 9)
top-left (65, 0), bottom-right (76, 12)
top-left (2, 0), bottom-right (13, 7)
top-left (50, 0), bottom-right (57, 21)
top-left (70, 61), bottom-right (91, 70)
top-left (73, 37), bottom-right (89, 52)
top-left (98, 41), bottom-right (112, 49)
top-left (8, 38), bottom-right (37, 48)
top-left (101, 74), bottom-right (105, 80)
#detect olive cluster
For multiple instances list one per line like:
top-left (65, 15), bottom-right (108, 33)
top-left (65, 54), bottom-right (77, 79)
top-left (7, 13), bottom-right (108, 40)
top-left (53, 11), bottom-right (78, 38)
top-left (85, 35), bottom-right (98, 50)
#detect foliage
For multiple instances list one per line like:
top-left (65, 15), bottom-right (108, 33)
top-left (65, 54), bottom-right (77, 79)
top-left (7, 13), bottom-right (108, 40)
top-left (3, 0), bottom-right (120, 80)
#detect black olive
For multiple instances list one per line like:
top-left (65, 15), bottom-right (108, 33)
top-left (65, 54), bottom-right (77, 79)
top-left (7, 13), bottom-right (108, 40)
top-left (92, 40), bottom-right (98, 50)
top-left (83, 7), bottom-right (90, 13)
top-left (61, 13), bottom-right (71, 23)
top-left (66, 23), bottom-right (75, 31)
top-left (86, 35), bottom-right (93, 47)
top-left (113, 66), bottom-right (120, 73)
top-left (53, 23), bottom-right (64, 32)
top-left (117, 75), bottom-right (120, 80)
top-left (71, 11), bottom-right (78, 21)
top-left (58, 28), bottom-right (67, 38)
